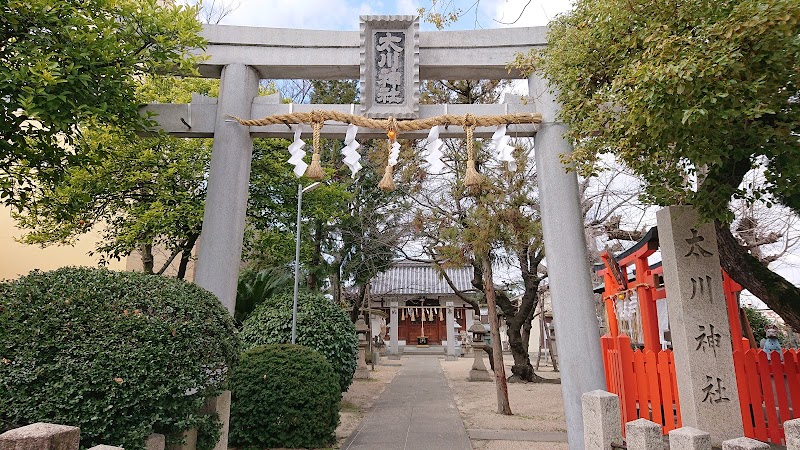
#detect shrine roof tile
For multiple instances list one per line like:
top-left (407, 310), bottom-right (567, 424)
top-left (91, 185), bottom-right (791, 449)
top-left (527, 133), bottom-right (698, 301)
top-left (369, 260), bottom-right (473, 295)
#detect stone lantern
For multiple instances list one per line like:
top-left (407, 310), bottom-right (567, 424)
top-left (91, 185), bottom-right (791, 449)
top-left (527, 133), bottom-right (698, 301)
top-left (354, 318), bottom-right (371, 379)
top-left (469, 322), bottom-right (491, 382)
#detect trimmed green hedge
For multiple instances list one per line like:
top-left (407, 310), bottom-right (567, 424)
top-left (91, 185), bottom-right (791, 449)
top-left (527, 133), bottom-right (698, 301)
top-left (229, 344), bottom-right (339, 449)
top-left (0, 267), bottom-right (239, 450)
top-left (239, 292), bottom-right (357, 392)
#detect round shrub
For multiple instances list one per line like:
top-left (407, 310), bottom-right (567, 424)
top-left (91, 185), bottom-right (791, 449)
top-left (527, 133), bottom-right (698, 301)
top-left (0, 267), bottom-right (239, 450)
top-left (239, 292), bottom-right (357, 392)
top-left (229, 344), bottom-right (340, 449)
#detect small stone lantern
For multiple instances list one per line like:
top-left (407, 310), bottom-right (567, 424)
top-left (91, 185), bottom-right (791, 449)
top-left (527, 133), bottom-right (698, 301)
top-left (469, 323), bottom-right (491, 381)
top-left (354, 318), bottom-right (371, 379)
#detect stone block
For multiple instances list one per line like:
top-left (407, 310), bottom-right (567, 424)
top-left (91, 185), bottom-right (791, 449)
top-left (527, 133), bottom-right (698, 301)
top-left (145, 434), bottom-right (165, 450)
top-left (0, 423), bottom-right (80, 450)
top-left (721, 437), bottom-right (769, 449)
top-left (581, 390), bottom-right (622, 450)
top-left (625, 418), bottom-right (663, 450)
top-left (88, 446), bottom-right (123, 450)
top-left (200, 391), bottom-right (230, 450)
top-left (668, 427), bottom-right (711, 450)
top-left (786, 418), bottom-right (800, 450)
top-left (656, 206), bottom-right (743, 446)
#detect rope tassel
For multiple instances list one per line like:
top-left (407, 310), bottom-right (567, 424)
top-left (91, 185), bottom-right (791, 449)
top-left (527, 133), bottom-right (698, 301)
top-left (378, 123), bottom-right (399, 192)
top-left (304, 119), bottom-right (324, 180)
top-left (462, 114), bottom-right (484, 190)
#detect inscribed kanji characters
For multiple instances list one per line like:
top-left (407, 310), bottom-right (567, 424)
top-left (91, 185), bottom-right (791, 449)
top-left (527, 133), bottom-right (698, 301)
top-left (374, 32), bottom-right (405, 105)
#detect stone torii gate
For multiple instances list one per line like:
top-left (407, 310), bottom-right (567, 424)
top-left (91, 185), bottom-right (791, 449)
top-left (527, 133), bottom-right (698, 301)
top-left (144, 17), bottom-right (604, 450)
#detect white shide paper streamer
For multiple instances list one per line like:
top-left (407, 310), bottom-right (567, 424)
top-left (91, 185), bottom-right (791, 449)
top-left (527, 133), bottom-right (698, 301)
top-left (424, 126), bottom-right (445, 174)
top-left (491, 124), bottom-right (517, 172)
top-left (287, 126), bottom-right (308, 178)
top-left (341, 124), bottom-right (362, 178)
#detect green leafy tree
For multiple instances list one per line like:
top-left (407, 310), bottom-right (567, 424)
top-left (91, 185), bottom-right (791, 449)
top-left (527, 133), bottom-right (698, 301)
top-left (13, 76), bottom-right (218, 278)
top-left (239, 292), bottom-right (358, 392)
top-left (245, 80), bottom-right (401, 309)
top-left (1, 0), bottom-right (204, 208)
top-left (0, 267), bottom-right (239, 449)
top-left (512, 0), bottom-right (800, 330)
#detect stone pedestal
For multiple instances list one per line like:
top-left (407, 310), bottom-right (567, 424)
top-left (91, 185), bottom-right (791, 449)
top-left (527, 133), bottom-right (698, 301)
top-left (445, 302), bottom-right (457, 361)
top-left (355, 342), bottom-right (370, 379)
top-left (669, 427), bottom-right (711, 450)
top-left (469, 343), bottom-right (492, 382)
top-left (145, 433), bottom-right (166, 450)
top-left (581, 390), bottom-right (622, 450)
top-left (355, 319), bottom-right (371, 379)
top-left (721, 437), bottom-right (768, 450)
top-left (201, 391), bottom-right (230, 450)
top-left (389, 301), bottom-right (400, 360)
top-left (88, 446), bottom-right (123, 450)
top-left (0, 423), bottom-right (80, 450)
top-left (786, 418), bottom-right (800, 450)
top-left (625, 419), bottom-right (663, 450)
top-left (656, 206), bottom-right (743, 445)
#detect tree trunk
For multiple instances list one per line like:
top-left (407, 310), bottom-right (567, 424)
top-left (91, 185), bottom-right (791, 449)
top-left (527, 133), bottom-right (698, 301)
top-left (695, 156), bottom-right (800, 333)
top-left (176, 233), bottom-right (199, 280)
top-left (716, 220), bottom-right (800, 331)
top-left (350, 283), bottom-right (367, 323)
top-left (139, 243), bottom-right (154, 274)
top-left (480, 254), bottom-right (512, 415)
top-left (331, 260), bottom-right (342, 306)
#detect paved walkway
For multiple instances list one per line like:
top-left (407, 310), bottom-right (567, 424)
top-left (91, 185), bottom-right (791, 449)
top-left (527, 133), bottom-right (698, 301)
top-left (342, 357), bottom-right (473, 450)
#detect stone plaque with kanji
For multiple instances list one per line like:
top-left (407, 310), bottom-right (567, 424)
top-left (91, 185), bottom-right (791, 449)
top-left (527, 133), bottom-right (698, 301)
top-left (656, 206), bottom-right (743, 446)
top-left (359, 15), bottom-right (419, 119)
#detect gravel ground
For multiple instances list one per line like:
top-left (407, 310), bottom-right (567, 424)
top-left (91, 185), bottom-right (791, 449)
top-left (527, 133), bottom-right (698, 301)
top-left (439, 353), bottom-right (566, 447)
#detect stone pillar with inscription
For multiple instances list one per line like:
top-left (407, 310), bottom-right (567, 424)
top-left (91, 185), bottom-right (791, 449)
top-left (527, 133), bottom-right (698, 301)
top-left (656, 206), bottom-right (743, 445)
top-left (389, 301), bottom-right (400, 359)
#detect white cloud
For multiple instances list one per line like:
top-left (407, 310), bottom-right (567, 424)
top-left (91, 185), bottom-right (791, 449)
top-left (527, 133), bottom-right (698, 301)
top-left (483, 0), bottom-right (573, 28)
top-left (396, 0), bottom-right (421, 15)
top-left (211, 0), bottom-right (573, 30)
top-left (219, 0), bottom-right (370, 30)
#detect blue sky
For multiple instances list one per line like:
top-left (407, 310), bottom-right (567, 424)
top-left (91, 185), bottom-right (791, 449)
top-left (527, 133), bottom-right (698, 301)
top-left (216, 0), bottom-right (574, 30)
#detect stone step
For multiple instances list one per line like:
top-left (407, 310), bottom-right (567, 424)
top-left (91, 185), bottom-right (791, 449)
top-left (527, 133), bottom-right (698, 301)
top-left (402, 345), bottom-right (446, 354)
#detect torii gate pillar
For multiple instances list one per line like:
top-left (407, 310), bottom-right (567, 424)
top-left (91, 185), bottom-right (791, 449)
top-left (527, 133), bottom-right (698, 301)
top-left (530, 74), bottom-right (606, 450)
top-left (194, 63), bottom-right (259, 314)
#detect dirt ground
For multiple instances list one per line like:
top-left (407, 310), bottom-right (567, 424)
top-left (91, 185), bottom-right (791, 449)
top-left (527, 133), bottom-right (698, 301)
top-left (439, 353), bottom-right (566, 448)
top-left (334, 359), bottom-right (403, 447)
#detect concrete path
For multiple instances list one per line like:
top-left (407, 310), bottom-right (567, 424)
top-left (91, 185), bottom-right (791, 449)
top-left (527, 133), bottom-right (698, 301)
top-left (342, 357), bottom-right (473, 450)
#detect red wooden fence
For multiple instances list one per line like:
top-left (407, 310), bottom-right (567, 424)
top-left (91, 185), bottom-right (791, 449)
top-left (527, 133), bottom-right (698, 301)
top-left (732, 342), bottom-right (800, 444)
top-left (602, 334), bottom-right (800, 444)
top-left (602, 335), bottom-right (681, 434)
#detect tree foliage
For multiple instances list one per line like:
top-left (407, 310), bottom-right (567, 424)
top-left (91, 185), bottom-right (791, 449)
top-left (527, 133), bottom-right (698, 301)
top-left (512, 0), bottom-right (800, 330)
top-left (245, 80), bottom-right (402, 303)
top-left (13, 76), bottom-right (218, 276)
top-left (0, 267), bottom-right (239, 450)
top-left (238, 292), bottom-right (358, 392)
top-left (1, 0), bottom-right (204, 207)
top-left (514, 0), bottom-right (800, 221)
top-left (228, 344), bottom-right (340, 450)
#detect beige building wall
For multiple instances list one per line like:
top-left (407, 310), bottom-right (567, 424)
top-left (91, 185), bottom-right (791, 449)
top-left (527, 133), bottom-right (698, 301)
top-left (125, 245), bottom-right (198, 282)
top-left (1, 205), bottom-right (126, 280)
